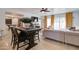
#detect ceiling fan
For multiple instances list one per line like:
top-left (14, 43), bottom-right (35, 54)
top-left (40, 8), bottom-right (50, 13)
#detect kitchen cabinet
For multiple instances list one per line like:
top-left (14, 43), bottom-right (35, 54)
top-left (43, 30), bottom-right (65, 42)
top-left (43, 30), bottom-right (79, 46)
top-left (65, 32), bottom-right (79, 46)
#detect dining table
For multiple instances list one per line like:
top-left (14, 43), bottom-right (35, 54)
top-left (15, 27), bottom-right (41, 50)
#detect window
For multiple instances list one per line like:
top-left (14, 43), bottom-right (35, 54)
top-left (47, 16), bottom-right (51, 28)
top-left (60, 15), bottom-right (66, 29)
top-left (54, 14), bottom-right (66, 30)
top-left (54, 16), bottom-right (60, 30)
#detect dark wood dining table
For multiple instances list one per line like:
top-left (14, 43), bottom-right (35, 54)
top-left (15, 27), bottom-right (41, 50)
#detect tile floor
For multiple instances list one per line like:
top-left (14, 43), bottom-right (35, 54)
top-left (0, 30), bottom-right (79, 50)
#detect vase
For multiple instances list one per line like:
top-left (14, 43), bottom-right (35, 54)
top-left (23, 23), bottom-right (30, 28)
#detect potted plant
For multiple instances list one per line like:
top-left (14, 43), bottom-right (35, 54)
top-left (20, 18), bottom-right (32, 28)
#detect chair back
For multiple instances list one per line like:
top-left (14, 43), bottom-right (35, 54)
top-left (10, 27), bottom-right (19, 40)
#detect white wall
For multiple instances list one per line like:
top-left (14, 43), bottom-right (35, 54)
top-left (12, 18), bottom-right (18, 25)
top-left (73, 11), bottom-right (79, 29)
top-left (0, 9), bottom-right (8, 36)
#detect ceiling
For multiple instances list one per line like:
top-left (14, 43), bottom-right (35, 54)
top-left (3, 8), bottom-right (79, 17)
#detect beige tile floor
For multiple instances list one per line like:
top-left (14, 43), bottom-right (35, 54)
top-left (0, 30), bottom-right (79, 50)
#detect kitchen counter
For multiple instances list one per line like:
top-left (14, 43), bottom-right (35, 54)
top-left (43, 29), bottom-right (79, 46)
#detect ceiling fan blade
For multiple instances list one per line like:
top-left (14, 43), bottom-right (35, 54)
top-left (45, 8), bottom-right (48, 10)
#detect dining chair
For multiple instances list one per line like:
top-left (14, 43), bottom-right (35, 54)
top-left (10, 27), bottom-right (17, 49)
top-left (34, 26), bottom-right (41, 41)
top-left (10, 27), bottom-right (14, 45)
top-left (34, 31), bottom-right (40, 41)
top-left (10, 27), bottom-right (29, 50)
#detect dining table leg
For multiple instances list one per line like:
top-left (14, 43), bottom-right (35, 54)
top-left (25, 34), bottom-right (37, 50)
